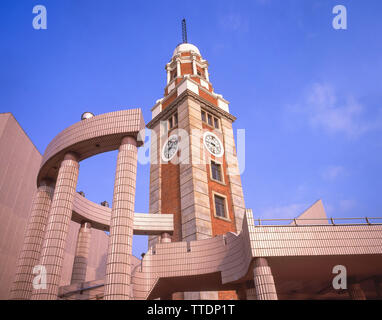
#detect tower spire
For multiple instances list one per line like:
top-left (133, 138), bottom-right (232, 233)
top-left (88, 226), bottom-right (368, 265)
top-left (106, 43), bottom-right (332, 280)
top-left (182, 18), bottom-right (188, 43)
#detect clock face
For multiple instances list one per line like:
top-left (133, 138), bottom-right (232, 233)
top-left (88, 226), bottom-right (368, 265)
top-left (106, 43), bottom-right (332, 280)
top-left (203, 132), bottom-right (224, 157)
top-left (162, 134), bottom-right (179, 162)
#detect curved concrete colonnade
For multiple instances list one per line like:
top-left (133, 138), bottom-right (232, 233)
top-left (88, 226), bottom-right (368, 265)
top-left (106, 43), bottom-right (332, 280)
top-left (11, 109), bottom-right (149, 300)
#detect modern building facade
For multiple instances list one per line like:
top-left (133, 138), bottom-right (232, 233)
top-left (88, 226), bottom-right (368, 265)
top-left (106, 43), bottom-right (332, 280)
top-left (0, 113), bottom-right (108, 299)
top-left (1, 41), bottom-right (382, 300)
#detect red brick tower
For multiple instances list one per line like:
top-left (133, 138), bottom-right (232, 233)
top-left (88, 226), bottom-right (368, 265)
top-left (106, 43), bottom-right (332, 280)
top-left (147, 41), bottom-right (246, 300)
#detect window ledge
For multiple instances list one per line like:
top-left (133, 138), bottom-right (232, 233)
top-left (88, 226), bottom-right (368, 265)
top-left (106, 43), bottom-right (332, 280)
top-left (202, 122), bottom-right (220, 131)
top-left (213, 214), bottom-right (231, 222)
top-left (168, 125), bottom-right (178, 132)
top-left (210, 178), bottom-right (226, 186)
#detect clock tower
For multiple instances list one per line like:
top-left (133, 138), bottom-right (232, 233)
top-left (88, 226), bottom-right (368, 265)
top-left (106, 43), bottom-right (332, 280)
top-left (147, 39), bottom-right (246, 300)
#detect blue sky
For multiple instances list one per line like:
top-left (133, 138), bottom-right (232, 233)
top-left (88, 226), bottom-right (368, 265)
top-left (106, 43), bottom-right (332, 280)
top-left (1, 0), bottom-right (382, 257)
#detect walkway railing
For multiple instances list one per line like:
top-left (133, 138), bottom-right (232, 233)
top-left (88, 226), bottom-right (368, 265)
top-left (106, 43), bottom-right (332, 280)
top-left (253, 217), bottom-right (382, 226)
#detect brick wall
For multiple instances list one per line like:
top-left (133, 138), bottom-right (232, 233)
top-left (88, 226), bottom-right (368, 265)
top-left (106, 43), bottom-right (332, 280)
top-left (161, 162), bottom-right (182, 242)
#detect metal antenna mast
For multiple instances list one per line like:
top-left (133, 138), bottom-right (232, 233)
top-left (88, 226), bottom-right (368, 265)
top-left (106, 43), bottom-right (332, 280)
top-left (182, 18), bottom-right (188, 43)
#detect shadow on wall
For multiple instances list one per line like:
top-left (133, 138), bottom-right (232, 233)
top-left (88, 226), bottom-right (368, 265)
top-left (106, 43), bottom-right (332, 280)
top-left (95, 253), bottom-right (107, 280)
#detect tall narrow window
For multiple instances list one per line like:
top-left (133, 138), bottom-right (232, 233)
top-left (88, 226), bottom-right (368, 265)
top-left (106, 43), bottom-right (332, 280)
top-left (201, 111), bottom-right (206, 122)
top-left (211, 161), bottom-right (222, 182)
top-left (214, 195), bottom-right (226, 218)
top-left (214, 117), bottom-right (220, 129)
top-left (208, 114), bottom-right (213, 126)
top-left (168, 112), bottom-right (178, 130)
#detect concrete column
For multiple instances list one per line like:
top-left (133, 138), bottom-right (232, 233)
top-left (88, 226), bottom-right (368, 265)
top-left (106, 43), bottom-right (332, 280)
top-left (192, 56), bottom-right (197, 75)
top-left (161, 232), bottom-right (171, 243)
top-left (70, 222), bottom-right (92, 284)
top-left (31, 152), bottom-right (79, 300)
top-left (176, 59), bottom-right (181, 77)
top-left (205, 68), bottom-right (209, 82)
top-left (348, 281), bottom-right (366, 300)
top-left (10, 180), bottom-right (55, 300)
top-left (253, 258), bottom-right (278, 300)
top-left (166, 68), bottom-right (171, 84)
top-left (104, 136), bottom-right (138, 300)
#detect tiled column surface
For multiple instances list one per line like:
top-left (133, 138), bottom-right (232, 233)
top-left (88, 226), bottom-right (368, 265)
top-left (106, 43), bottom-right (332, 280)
top-left (348, 282), bottom-right (366, 300)
top-left (163, 220), bottom-right (183, 300)
top-left (253, 258), bottom-right (278, 300)
top-left (10, 181), bottom-right (54, 300)
top-left (70, 222), bottom-right (92, 284)
top-left (104, 136), bottom-right (138, 300)
top-left (31, 152), bottom-right (79, 300)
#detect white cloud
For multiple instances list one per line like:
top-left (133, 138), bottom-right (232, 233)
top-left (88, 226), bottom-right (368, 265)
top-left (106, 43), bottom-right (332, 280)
top-left (258, 203), bottom-right (307, 220)
top-left (322, 165), bottom-right (345, 181)
top-left (289, 83), bottom-right (382, 138)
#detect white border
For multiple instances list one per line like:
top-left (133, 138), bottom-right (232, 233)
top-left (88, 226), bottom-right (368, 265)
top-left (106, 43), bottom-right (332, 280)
top-left (203, 131), bottom-right (224, 158)
top-left (161, 134), bottom-right (179, 162)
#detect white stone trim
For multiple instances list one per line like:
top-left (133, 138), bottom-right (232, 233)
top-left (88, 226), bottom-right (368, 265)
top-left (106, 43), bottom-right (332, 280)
top-left (177, 79), bottom-right (199, 96)
top-left (200, 78), bottom-right (209, 90)
top-left (167, 81), bottom-right (176, 94)
top-left (176, 59), bottom-right (181, 77)
top-left (217, 97), bottom-right (229, 113)
top-left (152, 104), bottom-right (161, 119)
top-left (205, 68), bottom-right (210, 82)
